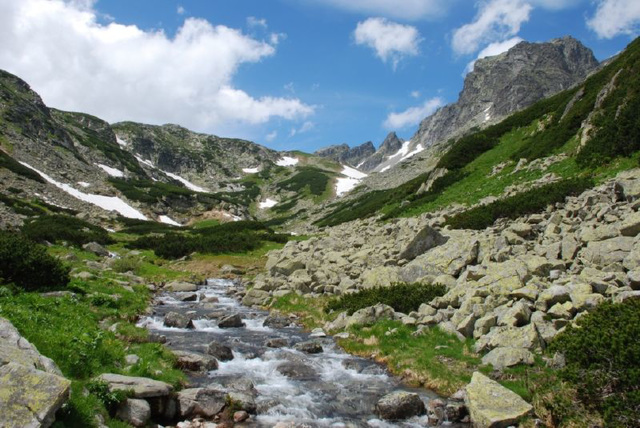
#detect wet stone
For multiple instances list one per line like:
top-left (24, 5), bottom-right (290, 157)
top-left (206, 342), bottom-right (233, 361)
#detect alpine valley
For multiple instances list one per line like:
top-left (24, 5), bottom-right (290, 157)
top-left (2, 34), bottom-right (640, 428)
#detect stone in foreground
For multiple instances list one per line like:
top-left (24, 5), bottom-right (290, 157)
top-left (465, 372), bottom-right (532, 428)
top-left (0, 362), bottom-right (71, 428)
top-left (375, 391), bottom-right (426, 420)
top-left (481, 347), bottom-right (535, 371)
top-left (97, 373), bottom-right (173, 398)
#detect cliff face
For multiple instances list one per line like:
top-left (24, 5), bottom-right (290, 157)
top-left (412, 36), bottom-right (600, 149)
top-left (314, 141), bottom-right (375, 167)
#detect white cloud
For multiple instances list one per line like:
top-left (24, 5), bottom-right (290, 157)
top-left (247, 16), bottom-right (267, 28)
top-left (0, 0), bottom-right (313, 136)
top-left (316, 0), bottom-right (450, 20)
top-left (464, 36), bottom-right (523, 74)
top-left (384, 97), bottom-right (444, 129)
top-left (289, 121), bottom-right (315, 137)
top-left (587, 0), bottom-right (640, 38)
top-left (410, 90), bottom-right (421, 98)
top-left (452, 0), bottom-right (532, 56)
top-left (265, 130), bottom-right (278, 142)
top-left (354, 18), bottom-right (421, 69)
top-left (177, 5), bottom-right (185, 15)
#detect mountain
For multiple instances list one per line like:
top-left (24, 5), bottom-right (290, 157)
top-left (314, 141), bottom-right (375, 167)
top-left (359, 36), bottom-right (600, 190)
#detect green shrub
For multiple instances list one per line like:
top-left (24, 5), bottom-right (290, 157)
top-left (0, 231), bottom-right (70, 291)
top-left (0, 149), bottom-right (46, 183)
top-left (445, 177), bottom-right (593, 230)
top-left (22, 214), bottom-right (112, 246)
top-left (86, 380), bottom-right (130, 414)
top-left (111, 256), bottom-right (142, 273)
top-left (276, 167), bottom-right (331, 196)
top-left (549, 299), bottom-right (640, 427)
top-left (326, 282), bottom-right (446, 315)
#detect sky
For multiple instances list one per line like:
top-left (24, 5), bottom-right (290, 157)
top-left (0, 0), bottom-right (638, 153)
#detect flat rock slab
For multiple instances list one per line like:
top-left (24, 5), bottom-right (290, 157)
top-left (465, 372), bottom-right (532, 428)
top-left (0, 362), bottom-right (71, 428)
top-left (98, 373), bottom-right (172, 398)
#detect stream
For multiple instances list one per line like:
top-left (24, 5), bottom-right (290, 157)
top-left (138, 278), bottom-right (461, 427)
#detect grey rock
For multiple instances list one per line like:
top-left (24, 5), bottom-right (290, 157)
top-left (207, 342), bottom-right (234, 361)
top-left (376, 391), bottom-right (426, 420)
top-left (481, 347), bottom-right (535, 370)
top-left (265, 338), bottom-right (288, 348)
top-left (398, 225), bottom-right (447, 261)
top-left (293, 340), bottom-right (323, 354)
top-left (173, 350), bottom-right (218, 372)
top-left (277, 361), bottom-right (318, 380)
top-left (177, 386), bottom-right (227, 418)
top-left (164, 281), bottom-right (198, 292)
top-left (82, 241), bottom-right (109, 257)
top-left (163, 312), bottom-right (194, 329)
top-left (263, 314), bottom-right (293, 329)
top-left (218, 314), bottom-right (245, 328)
top-left (115, 398), bottom-right (150, 427)
top-left (97, 373), bottom-right (172, 398)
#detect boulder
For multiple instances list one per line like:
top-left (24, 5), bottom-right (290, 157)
top-left (398, 225), bottom-right (447, 261)
top-left (265, 338), bottom-right (288, 348)
top-left (97, 374), bottom-right (172, 398)
top-left (173, 350), bottom-right (218, 372)
top-left (82, 241), bottom-right (109, 257)
top-left (227, 391), bottom-right (257, 414)
top-left (361, 266), bottom-right (401, 288)
top-left (165, 281), bottom-right (198, 292)
top-left (497, 301), bottom-right (531, 327)
top-left (293, 340), bottom-right (323, 354)
top-left (375, 391), bottom-right (426, 420)
top-left (465, 372), bottom-right (532, 428)
top-left (481, 347), bottom-right (535, 370)
top-left (537, 285), bottom-right (570, 311)
top-left (346, 304), bottom-right (395, 327)
top-left (269, 258), bottom-right (305, 276)
top-left (218, 314), bottom-right (245, 328)
top-left (409, 231), bottom-right (479, 277)
top-left (263, 314), bottom-right (293, 329)
top-left (476, 324), bottom-right (543, 353)
top-left (242, 289), bottom-right (270, 307)
top-left (164, 312), bottom-right (194, 329)
top-left (177, 386), bottom-right (227, 418)
top-left (582, 237), bottom-right (634, 267)
top-left (619, 211), bottom-right (640, 236)
top-left (207, 342), bottom-right (233, 362)
top-left (276, 361), bottom-right (318, 380)
top-left (116, 398), bottom-right (151, 427)
top-left (0, 317), bottom-right (62, 375)
top-left (0, 362), bottom-right (71, 428)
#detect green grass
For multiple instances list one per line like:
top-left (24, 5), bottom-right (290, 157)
top-left (191, 218), bottom-right (221, 229)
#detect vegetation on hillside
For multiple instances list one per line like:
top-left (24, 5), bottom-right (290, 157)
top-left (22, 214), bottom-right (113, 246)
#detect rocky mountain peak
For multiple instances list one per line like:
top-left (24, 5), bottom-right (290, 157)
top-left (314, 141), bottom-right (375, 167)
top-left (378, 132), bottom-right (403, 156)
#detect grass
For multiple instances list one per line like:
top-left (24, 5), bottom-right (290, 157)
top-left (269, 293), bottom-right (334, 330)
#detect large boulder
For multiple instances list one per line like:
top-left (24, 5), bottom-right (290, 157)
top-left (347, 304), bottom-right (395, 327)
top-left (242, 289), bottom-right (271, 307)
top-left (582, 237), bottom-right (634, 267)
top-left (164, 281), bottom-right (198, 292)
top-left (173, 351), bottom-right (218, 372)
top-left (0, 362), bottom-right (71, 428)
top-left (164, 312), bottom-right (194, 329)
top-left (115, 398), bottom-right (151, 427)
top-left (207, 342), bottom-right (234, 361)
top-left (398, 225), bottom-right (447, 261)
top-left (465, 372), bottom-right (533, 428)
top-left (406, 231), bottom-right (479, 277)
top-left (177, 386), bottom-right (227, 418)
top-left (82, 241), bottom-right (109, 257)
top-left (0, 317), bottom-right (62, 376)
top-left (97, 374), bottom-right (173, 398)
top-left (481, 347), bottom-right (535, 370)
top-left (375, 391), bottom-right (426, 420)
top-left (218, 314), bottom-right (245, 328)
top-left (361, 266), bottom-right (401, 288)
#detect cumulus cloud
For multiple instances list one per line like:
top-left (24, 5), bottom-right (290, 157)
top-left (0, 0), bottom-right (313, 135)
top-left (314, 0), bottom-right (450, 20)
top-left (452, 0), bottom-right (532, 56)
top-left (177, 5), bottom-right (185, 15)
top-left (384, 97), bottom-right (444, 129)
top-left (587, 0), bottom-right (640, 38)
top-left (247, 16), bottom-right (267, 28)
top-left (464, 36), bottom-right (523, 74)
top-left (354, 18), bottom-right (421, 69)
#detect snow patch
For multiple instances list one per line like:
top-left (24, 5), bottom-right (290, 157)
top-left (164, 171), bottom-right (208, 193)
top-left (135, 155), bottom-right (155, 168)
top-left (223, 212), bottom-right (242, 222)
top-left (96, 163), bottom-right (125, 178)
top-left (258, 198), bottom-right (278, 209)
top-left (335, 165), bottom-right (368, 197)
top-left (403, 143), bottom-right (424, 160)
top-left (77, 182), bottom-right (91, 188)
top-left (243, 167), bottom-right (260, 174)
top-left (159, 215), bottom-right (181, 226)
top-left (380, 166), bottom-right (391, 173)
top-left (388, 141), bottom-right (412, 160)
top-left (116, 137), bottom-right (129, 147)
top-left (276, 156), bottom-right (299, 167)
top-left (20, 162), bottom-right (147, 220)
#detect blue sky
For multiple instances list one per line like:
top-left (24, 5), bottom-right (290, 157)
top-left (0, 0), bottom-right (638, 153)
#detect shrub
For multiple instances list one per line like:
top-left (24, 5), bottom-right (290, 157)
top-left (0, 231), bottom-right (70, 291)
top-left (549, 299), bottom-right (640, 427)
top-left (0, 149), bottom-right (46, 183)
top-left (22, 214), bottom-right (112, 246)
top-left (111, 256), bottom-right (142, 273)
top-left (445, 177), bottom-right (593, 230)
top-left (326, 282), bottom-right (446, 315)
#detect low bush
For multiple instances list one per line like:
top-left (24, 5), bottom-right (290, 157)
top-left (445, 177), bottom-right (593, 230)
top-left (0, 231), bottom-right (70, 291)
top-left (111, 256), bottom-right (142, 273)
top-left (276, 167), bottom-right (331, 196)
top-left (326, 282), bottom-right (446, 315)
top-left (0, 149), bottom-right (46, 183)
top-left (549, 299), bottom-right (640, 427)
top-left (22, 214), bottom-right (112, 246)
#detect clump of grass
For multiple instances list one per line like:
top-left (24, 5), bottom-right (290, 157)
top-left (326, 282), bottom-right (446, 315)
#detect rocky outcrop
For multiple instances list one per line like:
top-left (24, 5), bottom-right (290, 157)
top-left (358, 132), bottom-right (405, 172)
top-left (256, 168), bottom-right (640, 365)
top-left (314, 141), bottom-right (376, 167)
top-left (0, 317), bottom-right (70, 428)
top-left (465, 372), bottom-right (532, 428)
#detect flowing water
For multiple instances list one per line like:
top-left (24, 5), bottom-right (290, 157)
top-left (138, 279), bottom-right (457, 427)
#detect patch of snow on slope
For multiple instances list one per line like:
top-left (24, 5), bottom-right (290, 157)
top-left (159, 215), bottom-right (181, 226)
top-left (276, 156), bottom-right (299, 167)
top-left (335, 165), bottom-right (368, 197)
top-left (388, 141), bottom-right (412, 160)
top-left (258, 198), bottom-right (278, 209)
top-left (402, 143), bottom-right (424, 160)
top-left (243, 167), bottom-right (260, 174)
top-left (164, 171), bottom-right (208, 193)
top-left (96, 163), bottom-right (125, 178)
top-left (77, 182), bottom-right (91, 188)
top-left (380, 166), bottom-right (391, 173)
top-left (116, 137), bottom-right (129, 147)
top-left (223, 212), bottom-right (242, 222)
top-left (20, 162), bottom-right (147, 220)
top-left (135, 155), bottom-right (155, 168)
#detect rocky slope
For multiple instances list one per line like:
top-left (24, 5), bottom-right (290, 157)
top-left (359, 36), bottom-right (600, 191)
top-left (314, 141), bottom-right (375, 167)
top-left (247, 168), bottom-right (640, 360)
